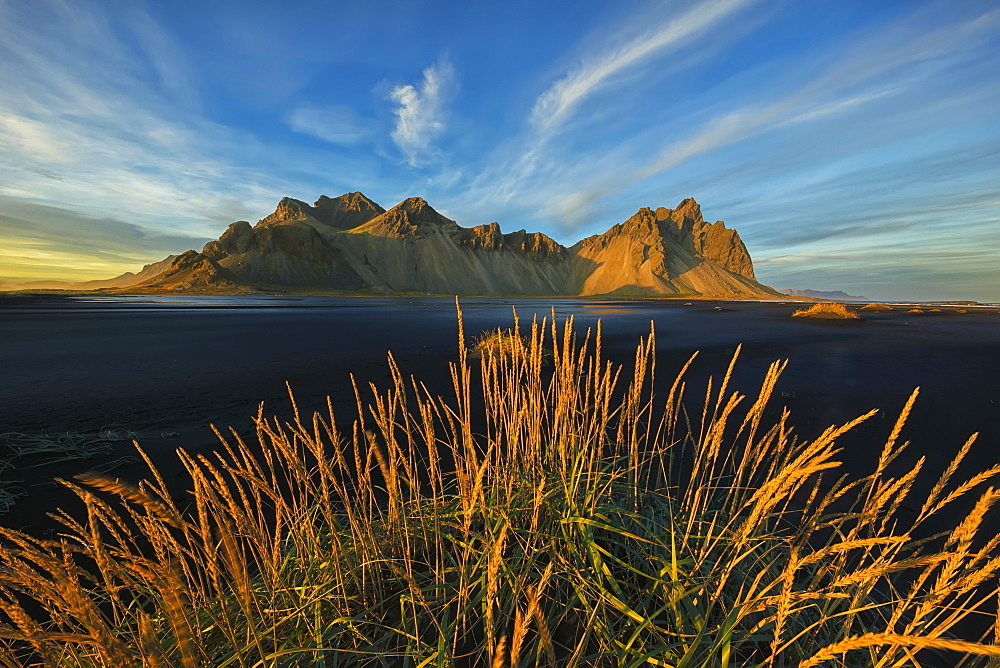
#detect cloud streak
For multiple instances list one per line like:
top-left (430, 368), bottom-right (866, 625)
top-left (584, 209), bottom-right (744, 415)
top-left (390, 55), bottom-right (457, 167)
top-left (287, 105), bottom-right (377, 146)
top-left (530, 0), bottom-right (754, 133)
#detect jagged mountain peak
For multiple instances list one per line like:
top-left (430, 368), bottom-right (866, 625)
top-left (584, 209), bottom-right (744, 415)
top-left (316, 191), bottom-right (374, 206)
top-left (354, 197), bottom-right (455, 238)
top-left (259, 192), bottom-right (385, 231)
top-left (310, 192), bottom-right (385, 230)
top-left (313, 192), bottom-right (384, 215)
top-left (272, 197), bottom-right (311, 218)
top-left (172, 249), bottom-right (210, 268)
top-left (655, 198), bottom-right (706, 228)
top-left (674, 196), bottom-right (701, 213)
top-left (259, 197), bottom-right (314, 227)
top-left (392, 196), bottom-right (438, 216)
top-left (613, 198), bottom-right (708, 234)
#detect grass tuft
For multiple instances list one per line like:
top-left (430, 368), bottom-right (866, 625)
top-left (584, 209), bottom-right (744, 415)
top-left (861, 303), bottom-right (894, 311)
top-left (792, 302), bottom-right (861, 319)
top-left (471, 328), bottom-right (529, 361)
top-left (0, 306), bottom-right (996, 666)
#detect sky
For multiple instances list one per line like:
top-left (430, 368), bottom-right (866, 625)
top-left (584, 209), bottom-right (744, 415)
top-left (0, 0), bottom-right (997, 301)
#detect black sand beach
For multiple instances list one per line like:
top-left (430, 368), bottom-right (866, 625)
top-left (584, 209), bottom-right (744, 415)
top-left (2, 294), bottom-right (999, 535)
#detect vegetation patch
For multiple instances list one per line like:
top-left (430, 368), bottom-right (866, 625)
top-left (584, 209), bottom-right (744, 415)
top-left (471, 327), bottom-right (529, 361)
top-left (0, 310), bottom-right (997, 666)
top-left (861, 303), bottom-right (894, 311)
top-left (792, 302), bottom-right (861, 319)
top-left (0, 428), bottom-right (138, 513)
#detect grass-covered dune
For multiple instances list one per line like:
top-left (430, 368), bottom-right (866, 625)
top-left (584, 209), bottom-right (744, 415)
top-left (791, 303), bottom-right (861, 320)
top-left (0, 307), bottom-right (998, 666)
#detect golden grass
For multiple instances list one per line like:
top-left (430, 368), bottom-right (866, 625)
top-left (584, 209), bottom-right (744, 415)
top-left (861, 303), bottom-right (894, 311)
top-left (0, 303), bottom-right (996, 666)
top-left (471, 327), bottom-right (529, 361)
top-left (792, 302), bottom-right (861, 319)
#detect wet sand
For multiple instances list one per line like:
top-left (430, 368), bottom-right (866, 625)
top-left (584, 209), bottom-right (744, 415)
top-left (2, 294), bottom-right (999, 536)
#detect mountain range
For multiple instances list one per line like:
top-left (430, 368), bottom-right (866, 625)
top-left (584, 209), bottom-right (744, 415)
top-left (68, 193), bottom-right (780, 298)
top-left (778, 289), bottom-right (869, 301)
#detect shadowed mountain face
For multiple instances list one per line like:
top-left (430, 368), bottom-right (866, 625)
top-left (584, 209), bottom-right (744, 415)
top-left (259, 192), bottom-right (385, 231)
top-left (109, 192), bottom-right (778, 297)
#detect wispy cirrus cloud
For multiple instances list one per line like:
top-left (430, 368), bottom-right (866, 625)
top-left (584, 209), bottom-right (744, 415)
top-left (0, 113), bottom-right (74, 164)
top-left (530, 0), bottom-right (755, 134)
top-left (390, 55), bottom-right (457, 167)
top-left (286, 105), bottom-right (377, 146)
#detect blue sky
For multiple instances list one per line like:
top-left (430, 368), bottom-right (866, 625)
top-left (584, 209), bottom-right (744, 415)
top-left (0, 0), bottom-right (997, 301)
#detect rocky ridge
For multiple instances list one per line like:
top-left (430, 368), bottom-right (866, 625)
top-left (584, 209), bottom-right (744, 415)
top-left (104, 192), bottom-right (778, 298)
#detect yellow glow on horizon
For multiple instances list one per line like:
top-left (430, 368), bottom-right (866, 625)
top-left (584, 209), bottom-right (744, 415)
top-left (0, 238), bottom-right (150, 282)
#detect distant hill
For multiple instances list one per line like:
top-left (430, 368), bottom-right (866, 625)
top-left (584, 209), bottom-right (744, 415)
top-left (779, 289), bottom-right (869, 301)
top-left (778, 288), bottom-right (871, 302)
top-left (72, 256), bottom-right (179, 290)
top-left (82, 192), bottom-right (781, 298)
top-left (0, 279), bottom-right (76, 290)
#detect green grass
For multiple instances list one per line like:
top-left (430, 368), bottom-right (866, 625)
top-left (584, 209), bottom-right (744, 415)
top-left (0, 306), bottom-right (997, 666)
top-left (0, 428), bottom-right (139, 513)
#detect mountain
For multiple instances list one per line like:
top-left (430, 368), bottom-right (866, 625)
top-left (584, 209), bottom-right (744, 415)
top-left (107, 192), bottom-right (778, 298)
top-left (134, 250), bottom-right (252, 292)
top-left (570, 198), bottom-right (762, 297)
top-left (71, 255), bottom-right (179, 290)
top-left (331, 197), bottom-right (571, 295)
top-left (779, 289), bottom-right (869, 301)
